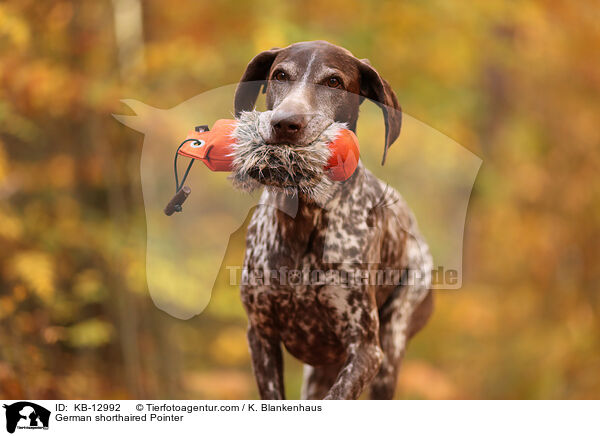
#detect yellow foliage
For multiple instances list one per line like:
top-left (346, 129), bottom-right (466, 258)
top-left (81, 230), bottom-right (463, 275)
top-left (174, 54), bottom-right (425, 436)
top-left (67, 319), bottom-right (113, 348)
top-left (210, 326), bottom-right (250, 366)
top-left (0, 3), bottom-right (30, 50)
top-left (8, 251), bottom-right (55, 302)
top-left (73, 269), bottom-right (105, 303)
top-left (0, 209), bottom-right (23, 240)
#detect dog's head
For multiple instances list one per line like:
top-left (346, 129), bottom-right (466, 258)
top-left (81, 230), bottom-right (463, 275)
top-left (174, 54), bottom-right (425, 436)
top-left (235, 41), bottom-right (402, 162)
top-left (232, 41), bottom-right (401, 199)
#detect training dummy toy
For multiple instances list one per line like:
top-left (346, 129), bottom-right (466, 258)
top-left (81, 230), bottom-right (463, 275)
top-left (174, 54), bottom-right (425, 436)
top-left (164, 112), bottom-right (360, 216)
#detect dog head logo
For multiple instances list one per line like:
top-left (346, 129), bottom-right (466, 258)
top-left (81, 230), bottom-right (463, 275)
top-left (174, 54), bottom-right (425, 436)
top-left (3, 402), bottom-right (50, 434)
top-left (114, 84), bottom-right (481, 320)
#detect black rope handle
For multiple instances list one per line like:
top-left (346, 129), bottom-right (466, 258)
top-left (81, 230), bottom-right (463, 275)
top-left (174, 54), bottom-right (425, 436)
top-left (164, 125), bottom-right (209, 216)
top-left (173, 138), bottom-right (198, 193)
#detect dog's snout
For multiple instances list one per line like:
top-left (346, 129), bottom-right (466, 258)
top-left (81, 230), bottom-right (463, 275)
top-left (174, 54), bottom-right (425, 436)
top-left (274, 116), bottom-right (303, 133)
top-left (271, 112), bottom-right (310, 143)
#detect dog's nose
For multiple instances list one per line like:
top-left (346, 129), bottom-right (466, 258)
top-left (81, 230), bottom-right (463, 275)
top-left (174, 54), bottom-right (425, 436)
top-left (271, 112), bottom-right (309, 143)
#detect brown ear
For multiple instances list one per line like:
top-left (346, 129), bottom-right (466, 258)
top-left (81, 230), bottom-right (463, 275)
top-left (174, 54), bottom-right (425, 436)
top-left (234, 49), bottom-right (281, 116)
top-left (358, 60), bottom-right (402, 165)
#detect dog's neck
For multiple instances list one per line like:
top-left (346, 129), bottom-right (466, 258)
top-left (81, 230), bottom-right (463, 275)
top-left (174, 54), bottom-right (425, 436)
top-left (263, 163), bottom-right (365, 244)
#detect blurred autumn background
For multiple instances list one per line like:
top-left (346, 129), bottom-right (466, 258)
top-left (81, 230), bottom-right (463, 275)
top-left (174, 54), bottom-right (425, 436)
top-left (1, 0), bottom-right (599, 400)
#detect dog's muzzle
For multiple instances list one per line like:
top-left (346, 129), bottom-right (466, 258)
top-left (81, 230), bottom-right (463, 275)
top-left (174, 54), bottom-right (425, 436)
top-left (230, 111), bottom-right (358, 201)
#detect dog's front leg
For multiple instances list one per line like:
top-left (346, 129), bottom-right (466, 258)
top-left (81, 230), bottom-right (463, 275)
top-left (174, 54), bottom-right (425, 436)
top-left (247, 326), bottom-right (285, 399)
top-left (323, 342), bottom-right (384, 400)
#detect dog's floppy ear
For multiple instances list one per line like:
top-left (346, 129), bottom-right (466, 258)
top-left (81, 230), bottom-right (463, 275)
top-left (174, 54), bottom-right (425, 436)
top-left (234, 48), bottom-right (281, 116)
top-left (358, 59), bottom-right (402, 165)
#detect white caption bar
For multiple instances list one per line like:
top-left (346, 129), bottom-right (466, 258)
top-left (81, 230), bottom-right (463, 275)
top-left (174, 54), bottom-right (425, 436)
top-left (1, 400), bottom-right (597, 436)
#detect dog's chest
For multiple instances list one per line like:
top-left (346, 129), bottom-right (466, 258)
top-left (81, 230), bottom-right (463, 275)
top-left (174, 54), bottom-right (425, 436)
top-left (241, 202), bottom-right (360, 365)
top-left (266, 285), bottom-right (347, 365)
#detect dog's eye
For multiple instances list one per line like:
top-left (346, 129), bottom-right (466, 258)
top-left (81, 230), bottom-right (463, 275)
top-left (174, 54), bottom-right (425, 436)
top-left (273, 71), bottom-right (288, 81)
top-left (326, 77), bottom-right (342, 88)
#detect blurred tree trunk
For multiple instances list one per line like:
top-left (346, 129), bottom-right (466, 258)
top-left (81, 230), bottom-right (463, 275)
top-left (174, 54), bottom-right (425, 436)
top-left (111, 0), bottom-right (145, 80)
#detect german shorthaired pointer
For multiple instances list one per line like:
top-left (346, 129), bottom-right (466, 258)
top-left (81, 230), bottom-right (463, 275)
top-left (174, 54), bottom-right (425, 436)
top-left (232, 41), bottom-right (433, 400)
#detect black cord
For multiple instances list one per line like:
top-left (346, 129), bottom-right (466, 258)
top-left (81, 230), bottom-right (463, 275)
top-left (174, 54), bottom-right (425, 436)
top-left (173, 138), bottom-right (200, 193)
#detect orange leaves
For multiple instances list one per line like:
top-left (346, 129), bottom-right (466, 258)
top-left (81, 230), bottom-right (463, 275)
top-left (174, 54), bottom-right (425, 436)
top-left (181, 370), bottom-right (254, 400)
top-left (398, 360), bottom-right (459, 400)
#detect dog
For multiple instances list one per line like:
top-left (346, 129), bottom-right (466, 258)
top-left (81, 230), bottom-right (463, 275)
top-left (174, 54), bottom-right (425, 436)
top-left (232, 41), bottom-right (433, 399)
